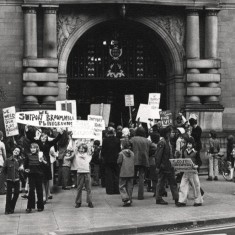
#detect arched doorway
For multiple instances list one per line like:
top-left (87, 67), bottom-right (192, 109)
top-left (66, 20), bottom-right (168, 126)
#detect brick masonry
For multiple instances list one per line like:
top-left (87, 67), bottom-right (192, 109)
top-left (0, 1), bottom-right (235, 133)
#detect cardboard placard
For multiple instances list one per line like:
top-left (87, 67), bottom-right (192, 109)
top-left (136, 104), bottom-right (150, 123)
top-left (90, 104), bottom-right (110, 127)
top-left (159, 110), bottom-right (173, 127)
top-left (88, 115), bottom-right (105, 143)
top-left (72, 120), bottom-right (95, 139)
top-left (125, 94), bottom-right (134, 107)
top-left (16, 110), bottom-right (74, 127)
top-left (56, 100), bottom-right (77, 120)
top-left (3, 106), bottom-right (19, 137)
top-left (148, 93), bottom-right (161, 109)
top-left (170, 158), bottom-right (197, 173)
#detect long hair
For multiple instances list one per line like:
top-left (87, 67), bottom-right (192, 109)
top-left (135, 127), bottom-right (146, 137)
top-left (30, 143), bottom-right (40, 153)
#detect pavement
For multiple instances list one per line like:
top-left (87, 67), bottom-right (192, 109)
top-left (1, 175), bottom-right (235, 235)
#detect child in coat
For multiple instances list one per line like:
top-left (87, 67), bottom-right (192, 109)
top-left (3, 146), bottom-right (23, 214)
top-left (74, 143), bottom-right (93, 208)
top-left (207, 130), bottom-right (220, 181)
top-left (117, 139), bottom-right (135, 207)
top-left (62, 149), bottom-right (74, 190)
top-left (176, 137), bottom-right (203, 207)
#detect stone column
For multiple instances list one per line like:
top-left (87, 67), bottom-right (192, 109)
top-left (205, 9), bottom-right (220, 103)
top-left (22, 5), bottom-right (39, 104)
top-left (186, 8), bottom-right (201, 104)
top-left (42, 5), bottom-right (59, 103)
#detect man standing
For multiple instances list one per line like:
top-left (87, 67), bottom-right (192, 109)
top-left (155, 126), bottom-right (179, 205)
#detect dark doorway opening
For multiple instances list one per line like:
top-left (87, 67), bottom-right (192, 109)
top-left (67, 20), bottom-right (167, 126)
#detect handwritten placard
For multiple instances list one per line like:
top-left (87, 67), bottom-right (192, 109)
top-left (125, 95), bottom-right (134, 107)
top-left (3, 106), bottom-right (19, 137)
top-left (159, 110), bottom-right (173, 127)
top-left (72, 120), bottom-right (95, 139)
top-left (148, 93), bottom-right (161, 108)
top-left (16, 110), bottom-right (74, 127)
top-left (88, 115), bottom-right (105, 142)
top-left (170, 158), bottom-right (197, 173)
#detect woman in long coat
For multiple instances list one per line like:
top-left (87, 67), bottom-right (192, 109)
top-left (130, 126), bottom-right (151, 200)
top-left (101, 127), bottom-right (121, 195)
top-left (0, 131), bottom-right (6, 194)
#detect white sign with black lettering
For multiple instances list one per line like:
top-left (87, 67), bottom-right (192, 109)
top-left (3, 106), bottom-right (19, 137)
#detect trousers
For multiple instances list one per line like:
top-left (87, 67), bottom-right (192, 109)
top-left (5, 181), bottom-right (19, 213)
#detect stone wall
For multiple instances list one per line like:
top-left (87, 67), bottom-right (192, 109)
top-left (218, 9), bottom-right (235, 131)
top-left (0, 4), bottom-right (23, 130)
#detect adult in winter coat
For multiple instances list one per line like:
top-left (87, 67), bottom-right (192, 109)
top-left (101, 127), bottom-right (121, 195)
top-left (155, 126), bottom-right (179, 205)
top-left (130, 126), bottom-right (151, 200)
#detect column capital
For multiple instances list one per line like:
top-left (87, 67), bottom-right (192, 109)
top-left (185, 7), bottom-right (203, 16)
top-left (22, 4), bottom-right (39, 14)
top-left (205, 8), bottom-right (220, 16)
top-left (42, 5), bottom-right (59, 14)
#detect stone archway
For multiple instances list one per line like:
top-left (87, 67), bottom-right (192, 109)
top-left (58, 15), bottom-right (185, 113)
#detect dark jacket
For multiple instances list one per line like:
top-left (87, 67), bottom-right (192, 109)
top-left (3, 156), bottom-right (23, 182)
top-left (191, 125), bottom-right (202, 151)
top-left (183, 148), bottom-right (197, 165)
top-left (91, 146), bottom-right (101, 165)
top-left (24, 153), bottom-right (45, 175)
top-left (155, 138), bottom-right (173, 172)
top-left (208, 138), bottom-right (220, 154)
top-left (101, 136), bottom-right (121, 165)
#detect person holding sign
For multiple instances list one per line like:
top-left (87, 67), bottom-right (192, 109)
top-left (176, 137), bottom-right (203, 207)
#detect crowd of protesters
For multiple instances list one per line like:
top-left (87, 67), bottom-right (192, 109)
top-left (0, 112), bottom-right (235, 214)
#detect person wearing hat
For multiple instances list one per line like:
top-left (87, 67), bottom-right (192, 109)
top-left (175, 127), bottom-right (186, 158)
top-left (207, 130), bottom-right (220, 181)
top-left (101, 127), bottom-right (121, 195)
top-left (176, 136), bottom-right (203, 207)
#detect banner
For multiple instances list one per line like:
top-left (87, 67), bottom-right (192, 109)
top-left (16, 110), bottom-right (74, 127)
top-left (148, 93), bottom-right (161, 109)
top-left (72, 120), bottom-right (95, 139)
top-left (125, 94), bottom-right (134, 107)
top-left (56, 100), bottom-right (77, 120)
top-left (170, 158), bottom-right (197, 173)
top-left (136, 104), bottom-right (161, 123)
top-left (3, 106), bottom-right (19, 137)
top-left (159, 110), bottom-right (173, 127)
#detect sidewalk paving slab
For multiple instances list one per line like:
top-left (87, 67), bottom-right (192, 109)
top-left (1, 176), bottom-right (235, 235)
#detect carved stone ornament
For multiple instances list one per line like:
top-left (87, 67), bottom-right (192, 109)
top-left (150, 14), bottom-right (185, 47)
top-left (57, 12), bottom-right (90, 56)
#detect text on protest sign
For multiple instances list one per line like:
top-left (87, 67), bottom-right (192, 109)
top-left (16, 110), bottom-right (74, 127)
top-left (88, 115), bottom-right (105, 142)
top-left (148, 93), bottom-right (161, 109)
top-left (72, 120), bottom-right (95, 139)
top-left (170, 158), bottom-right (197, 173)
top-left (125, 95), bottom-right (134, 107)
top-left (159, 110), bottom-right (173, 127)
top-left (3, 106), bottom-right (19, 137)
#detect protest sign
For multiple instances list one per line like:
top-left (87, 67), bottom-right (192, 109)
top-left (15, 110), bottom-right (74, 128)
top-left (170, 158), bottom-right (197, 173)
top-left (136, 104), bottom-right (150, 123)
top-left (148, 93), bottom-right (161, 109)
top-left (88, 115), bottom-right (105, 142)
top-left (125, 95), bottom-right (134, 107)
top-left (3, 106), bottom-right (19, 137)
top-left (159, 110), bottom-right (173, 127)
top-left (90, 104), bottom-right (110, 127)
top-left (149, 106), bottom-right (161, 119)
top-left (56, 100), bottom-right (77, 120)
top-left (72, 120), bottom-right (95, 139)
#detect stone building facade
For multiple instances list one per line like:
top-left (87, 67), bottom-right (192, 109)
top-left (0, 0), bottom-right (235, 137)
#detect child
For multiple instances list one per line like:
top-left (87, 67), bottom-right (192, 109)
top-left (62, 149), bottom-right (74, 190)
top-left (24, 143), bottom-right (47, 213)
top-left (3, 146), bottom-right (23, 214)
top-left (176, 137), bottom-right (203, 207)
top-left (74, 143), bottom-right (93, 208)
top-left (91, 140), bottom-right (101, 186)
top-left (117, 139), bottom-right (135, 207)
top-left (207, 130), bottom-right (220, 181)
